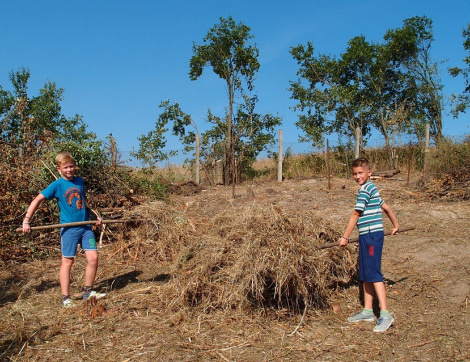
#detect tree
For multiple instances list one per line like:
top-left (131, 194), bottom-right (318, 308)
top-left (290, 39), bottom-right (373, 158)
top-left (135, 98), bottom-right (281, 183)
top-left (189, 16), bottom-right (260, 185)
top-left (361, 25), bottom-right (419, 165)
top-left (132, 102), bottom-right (175, 168)
top-left (1, 67), bottom-right (99, 154)
top-left (401, 16), bottom-right (445, 144)
top-left (449, 23), bottom-right (470, 116)
top-left (290, 16), bottom-right (443, 163)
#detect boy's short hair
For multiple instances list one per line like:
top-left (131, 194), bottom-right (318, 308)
top-left (352, 158), bottom-right (370, 169)
top-left (55, 152), bottom-right (75, 167)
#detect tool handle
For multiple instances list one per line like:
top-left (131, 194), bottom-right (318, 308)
top-left (16, 219), bottom-right (127, 232)
top-left (317, 225), bottom-right (416, 250)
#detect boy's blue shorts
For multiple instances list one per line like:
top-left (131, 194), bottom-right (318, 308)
top-left (60, 226), bottom-right (97, 258)
top-left (358, 231), bottom-right (384, 282)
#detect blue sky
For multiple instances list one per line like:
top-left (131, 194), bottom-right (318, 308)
top-left (1, 0), bottom-right (470, 158)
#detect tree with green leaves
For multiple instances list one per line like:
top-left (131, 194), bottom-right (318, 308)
top-left (360, 24), bottom-right (420, 165)
top-left (1, 67), bottom-right (100, 156)
top-left (0, 67), bottom-right (105, 189)
top-left (132, 101), bottom-right (177, 168)
top-left (189, 16), bottom-right (261, 185)
top-left (290, 16), bottom-right (443, 164)
top-left (449, 23), bottom-right (470, 117)
top-left (401, 16), bottom-right (445, 144)
top-left (290, 39), bottom-right (373, 158)
top-left (135, 96), bottom-right (280, 184)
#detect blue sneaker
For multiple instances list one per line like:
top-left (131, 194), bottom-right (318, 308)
top-left (347, 311), bottom-right (375, 323)
top-left (373, 315), bottom-right (395, 332)
top-left (83, 290), bottom-right (106, 300)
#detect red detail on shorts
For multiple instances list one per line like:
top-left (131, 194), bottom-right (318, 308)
top-left (369, 245), bottom-right (374, 256)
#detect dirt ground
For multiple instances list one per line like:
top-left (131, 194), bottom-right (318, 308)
top-left (1, 175), bottom-right (469, 361)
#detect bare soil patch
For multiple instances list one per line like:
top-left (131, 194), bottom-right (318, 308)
top-left (1, 176), bottom-right (469, 361)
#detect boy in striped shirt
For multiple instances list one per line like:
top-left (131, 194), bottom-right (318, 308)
top-left (339, 158), bottom-right (399, 332)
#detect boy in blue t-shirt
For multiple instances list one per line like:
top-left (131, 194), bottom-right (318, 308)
top-left (22, 152), bottom-right (106, 307)
top-left (338, 158), bottom-right (399, 332)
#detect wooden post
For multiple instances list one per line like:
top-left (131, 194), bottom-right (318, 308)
top-left (216, 160), bottom-right (223, 185)
top-left (392, 149), bottom-right (398, 169)
top-left (278, 129), bottom-right (283, 182)
top-left (355, 126), bottom-right (361, 159)
top-left (325, 139), bottom-right (331, 189)
top-left (407, 142), bottom-right (412, 186)
top-left (423, 123), bottom-right (431, 183)
top-left (425, 123), bottom-right (430, 151)
top-left (195, 133), bottom-right (200, 184)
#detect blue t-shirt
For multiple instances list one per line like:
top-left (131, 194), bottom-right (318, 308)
top-left (41, 177), bottom-right (89, 224)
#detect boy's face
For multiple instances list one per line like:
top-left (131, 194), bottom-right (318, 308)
top-left (57, 161), bottom-right (76, 180)
top-left (352, 165), bottom-right (372, 186)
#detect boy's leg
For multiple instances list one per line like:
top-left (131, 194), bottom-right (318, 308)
top-left (363, 281), bottom-right (375, 310)
top-left (84, 250), bottom-right (98, 287)
top-left (373, 281), bottom-right (388, 311)
top-left (59, 256), bottom-right (74, 296)
top-left (82, 229), bottom-right (106, 300)
top-left (60, 227), bottom-right (80, 300)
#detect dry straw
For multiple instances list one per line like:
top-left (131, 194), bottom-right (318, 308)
top-left (117, 202), bottom-right (357, 313)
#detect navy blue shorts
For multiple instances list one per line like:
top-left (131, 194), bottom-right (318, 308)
top-left (60, 226), bottom-right (97, 258)
top-left (358, 231), bottom-right (384, 282)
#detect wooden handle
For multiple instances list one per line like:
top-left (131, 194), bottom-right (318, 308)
top-left (16, 219), bottom-right (128, 232)
top-left (317, 225), bottom-right (416, 250)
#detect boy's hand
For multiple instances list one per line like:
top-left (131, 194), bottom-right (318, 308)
top-left (96, 218), bottom-right (103, 227)
top-left (390, 227), bottom-right (399, 235)
top-left (22, 221), bottom-right (31, 233)
top-left (338, 236), bottom-right (349, 247)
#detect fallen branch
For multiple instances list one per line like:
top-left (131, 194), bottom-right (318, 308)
top-left (372, 169), bottom-right (400, 177)
top-left (16, 219), bottom-right (132, 232)
top-left (317, 226), bottom-right (415, 250)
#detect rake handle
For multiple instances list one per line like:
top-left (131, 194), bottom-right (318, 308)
top-left (16, 219), bottom-right (128, 232)
top-left (317, 225), bottom-right (416, 250)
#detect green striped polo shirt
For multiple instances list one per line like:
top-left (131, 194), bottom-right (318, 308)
top-left (355, 181), bottom-right (384, 235)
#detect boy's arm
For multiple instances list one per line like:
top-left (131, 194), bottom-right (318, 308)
top-left (338, 210), bottom-right (361, 246)
top-left (382, 202), bottom-right (399, 235)
top-left (22, 194), bottom-right (46, 233)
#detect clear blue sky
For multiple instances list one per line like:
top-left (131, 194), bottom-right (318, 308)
top-left (1, 0), bottom-right (469, 157)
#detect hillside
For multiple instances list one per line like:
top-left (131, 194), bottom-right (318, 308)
top-left (1, 176), bottom-right (469, 361)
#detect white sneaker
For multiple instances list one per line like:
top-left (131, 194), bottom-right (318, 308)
top-left (83, 290), bottom-right (106, 300)
top-left (373, 315), bottom-right (395, 332)
top-left (62, 298), bottom-right (76, 308)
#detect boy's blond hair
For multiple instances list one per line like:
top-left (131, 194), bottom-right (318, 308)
top-left (352, 158), bottom-right (370, 169)
top-left (55, 152), bottom-right (75, 167)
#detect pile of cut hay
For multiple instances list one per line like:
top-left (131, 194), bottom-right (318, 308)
top-left (125, 203), bottom-right (358, 313)
top-left (112, 201), bottom-right (194, 262)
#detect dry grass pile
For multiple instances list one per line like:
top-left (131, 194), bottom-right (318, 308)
top-left (112, 201), bottom-right (194, 262)
top-left (121, 204), bottom-right (358, 313)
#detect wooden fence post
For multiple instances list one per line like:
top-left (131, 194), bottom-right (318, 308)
top-left (216, 160), bottom-right (223, 185)
top-left (407, 142), bottom-right (412, 186)
top-left (326, 139), bottom-right (331, 189)
top-left (278, 129), bottom-right (283, 182)
top-left (423, 123), bottom-right (431, 183)
top-left (195, 133), bottom-right (200, 184)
